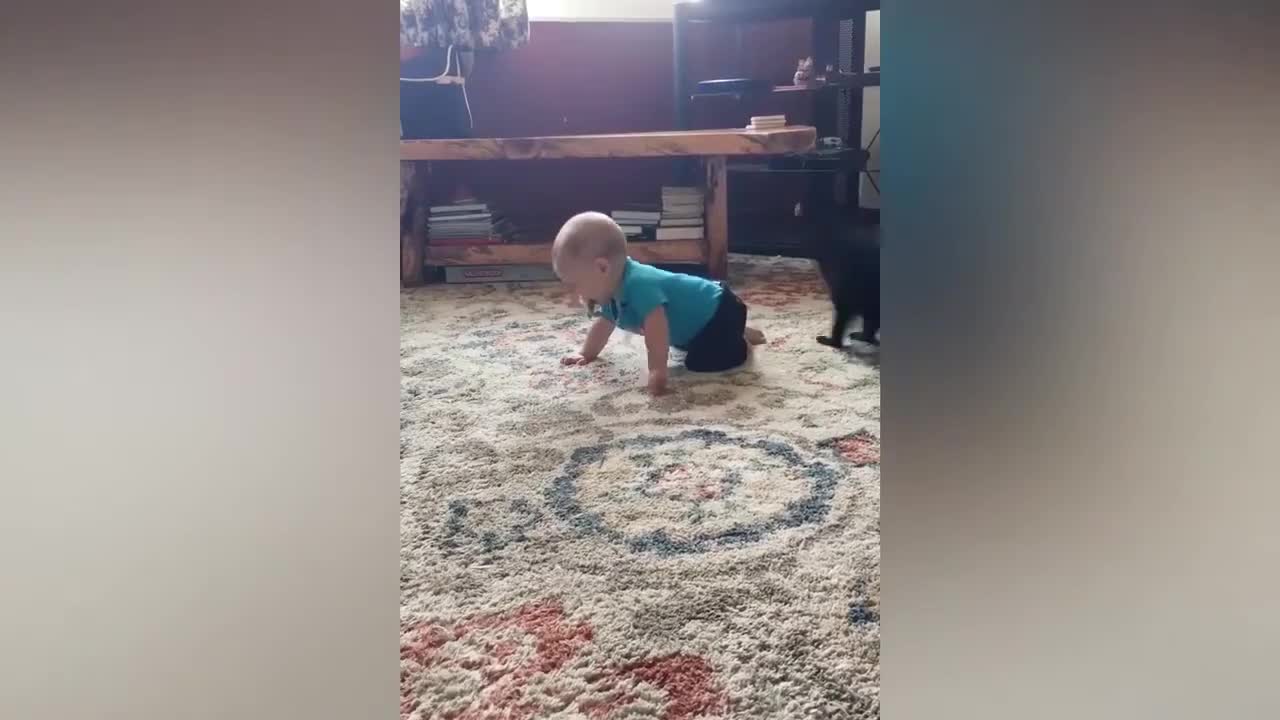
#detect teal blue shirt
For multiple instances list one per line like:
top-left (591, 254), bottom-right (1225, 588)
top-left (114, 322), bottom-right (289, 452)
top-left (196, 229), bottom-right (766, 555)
top-left (597, 259), bottom-right (723, 349)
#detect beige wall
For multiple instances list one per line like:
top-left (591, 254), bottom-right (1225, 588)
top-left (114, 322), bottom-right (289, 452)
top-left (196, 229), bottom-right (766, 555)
top-left (528, 0), bottom-right (672, 21)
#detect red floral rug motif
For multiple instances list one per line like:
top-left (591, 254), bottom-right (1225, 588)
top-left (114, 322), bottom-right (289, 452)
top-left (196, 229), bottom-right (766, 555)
top-left (832, 430), bottom-right (880, 466)
top-left (401, 600), bottom-right (727, 720)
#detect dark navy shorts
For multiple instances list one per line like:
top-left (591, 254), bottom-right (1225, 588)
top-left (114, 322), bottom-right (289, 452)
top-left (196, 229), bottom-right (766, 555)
top-left (682, 285), bottom-right (749, 372)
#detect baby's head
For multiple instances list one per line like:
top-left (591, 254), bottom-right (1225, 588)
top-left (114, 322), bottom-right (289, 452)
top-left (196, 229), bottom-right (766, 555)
top-left (551, 211), bottom-right (628, 303)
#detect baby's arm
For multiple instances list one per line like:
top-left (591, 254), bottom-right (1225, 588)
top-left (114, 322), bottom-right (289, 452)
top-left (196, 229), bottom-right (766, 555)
top-left (562, 316), bottom-right (615, 366)
top-left (641, 306), bottom-right (670, 395)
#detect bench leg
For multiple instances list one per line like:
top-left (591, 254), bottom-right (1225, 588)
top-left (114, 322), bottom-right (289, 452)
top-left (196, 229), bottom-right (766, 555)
top-left (400, 161), bottom-right (430, 287)
top-left (704, 155), bottom-right (729, 280)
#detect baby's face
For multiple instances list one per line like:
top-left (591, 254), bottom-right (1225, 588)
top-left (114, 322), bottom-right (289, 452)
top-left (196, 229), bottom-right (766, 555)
top-left (557, 256), bottom-right (616, 304)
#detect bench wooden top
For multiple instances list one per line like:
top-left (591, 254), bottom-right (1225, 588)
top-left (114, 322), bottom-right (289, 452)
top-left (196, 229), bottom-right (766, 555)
top-left (400, 126), bottom-right (816, 161)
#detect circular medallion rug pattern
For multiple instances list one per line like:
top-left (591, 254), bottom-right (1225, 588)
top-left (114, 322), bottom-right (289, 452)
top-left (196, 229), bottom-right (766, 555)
top-left (401, 255), bottom-right (880, 719)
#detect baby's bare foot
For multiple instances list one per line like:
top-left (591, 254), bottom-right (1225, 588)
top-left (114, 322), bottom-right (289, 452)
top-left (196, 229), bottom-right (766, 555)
top-left (745, 326), bottom-right (766, 345)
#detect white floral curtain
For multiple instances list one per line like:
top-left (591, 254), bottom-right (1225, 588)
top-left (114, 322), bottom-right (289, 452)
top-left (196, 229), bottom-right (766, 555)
top-left (400, 0), bottom-right (529, 51)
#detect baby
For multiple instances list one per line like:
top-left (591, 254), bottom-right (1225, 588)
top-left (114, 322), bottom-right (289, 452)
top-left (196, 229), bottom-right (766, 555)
top-left (551, 211), bottom-right (765, 395)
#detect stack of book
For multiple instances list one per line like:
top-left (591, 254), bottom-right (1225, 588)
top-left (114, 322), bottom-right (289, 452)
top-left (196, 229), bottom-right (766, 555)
top-left (747, 114), bottom-right (787, 131)
top-left (490, 215), bottom-right (523, 244)
top-left (427, 202), bottom-right (497, 246)
top-left (611, 206), bottom-right (661, 242)
top-left (657, 186), bottom-right (705, 241)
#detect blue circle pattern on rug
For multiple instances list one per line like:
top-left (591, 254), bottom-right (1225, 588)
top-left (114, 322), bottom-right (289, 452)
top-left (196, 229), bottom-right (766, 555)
top-left (847, 602), bottom-right (879, 626)
top-left (441, 498), bottom-right (544, 554)
top-left (545, 429), bottom-right (841, 556)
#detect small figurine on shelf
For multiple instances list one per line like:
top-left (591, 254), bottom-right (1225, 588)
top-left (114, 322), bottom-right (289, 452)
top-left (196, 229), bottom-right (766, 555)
top-left (793, 56), bottom-right (815, 86)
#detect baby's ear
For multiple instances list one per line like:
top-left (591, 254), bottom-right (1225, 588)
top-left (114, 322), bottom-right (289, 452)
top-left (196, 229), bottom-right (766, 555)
top-left (595, 257), bottom-right (612, 274)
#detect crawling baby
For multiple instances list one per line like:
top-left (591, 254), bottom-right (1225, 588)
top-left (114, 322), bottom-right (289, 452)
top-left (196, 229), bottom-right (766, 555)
top-left (551, 211), bottom-right (765, 395)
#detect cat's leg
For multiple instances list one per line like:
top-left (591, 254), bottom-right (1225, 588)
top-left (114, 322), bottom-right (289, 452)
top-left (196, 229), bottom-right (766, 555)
top-left (852, 302), bottom-right (879, 345)
top-left (817, 302), bottom-right (852, 348)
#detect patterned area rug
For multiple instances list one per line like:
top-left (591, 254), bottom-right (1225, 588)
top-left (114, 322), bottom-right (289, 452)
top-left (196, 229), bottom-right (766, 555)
top-left (401, 255), bottom-right (880, 719)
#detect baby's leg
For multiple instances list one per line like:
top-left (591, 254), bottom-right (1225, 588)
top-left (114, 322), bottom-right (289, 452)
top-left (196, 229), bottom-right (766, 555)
top-left (741, 299), bottom-right (764, 345)
top-left (685, 338), bottom-right (747, 372)
top-left (686, 290), bottom-right (751, 372)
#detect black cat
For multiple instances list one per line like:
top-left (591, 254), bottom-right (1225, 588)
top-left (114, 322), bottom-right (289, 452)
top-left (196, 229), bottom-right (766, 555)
top-left (814, 222), bottom-right (880, 348)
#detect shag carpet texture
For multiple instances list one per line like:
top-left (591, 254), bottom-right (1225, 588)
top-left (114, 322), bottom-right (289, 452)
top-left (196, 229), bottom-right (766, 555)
top-left (400, 255), bottom-right (880, 719)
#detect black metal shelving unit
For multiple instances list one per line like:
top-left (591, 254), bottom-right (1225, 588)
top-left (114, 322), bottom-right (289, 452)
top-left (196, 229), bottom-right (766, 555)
top-left (673, 0), bottom-right (880, 256)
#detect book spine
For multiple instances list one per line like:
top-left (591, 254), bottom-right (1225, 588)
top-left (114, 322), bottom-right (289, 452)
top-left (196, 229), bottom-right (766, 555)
top-left (428, 237), bottom-right (502, 247)
top-left (655, 229), bottom-right (704, 241)
top-left (444, 265), bottom-right (558, 283)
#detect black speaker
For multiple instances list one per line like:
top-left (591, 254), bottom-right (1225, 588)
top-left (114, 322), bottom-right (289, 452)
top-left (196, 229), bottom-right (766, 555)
top-left (400, 80), bottom-right (472, 140)
top-left (400, 44), bottom-right (473, 140)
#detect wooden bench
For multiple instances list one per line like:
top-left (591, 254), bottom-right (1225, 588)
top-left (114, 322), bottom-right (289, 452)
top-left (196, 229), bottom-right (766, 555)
top-left (399, 126), bottom-right (816, 286)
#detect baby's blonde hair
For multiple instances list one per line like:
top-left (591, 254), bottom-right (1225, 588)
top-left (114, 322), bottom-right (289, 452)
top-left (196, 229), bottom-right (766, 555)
top-left (551, 211), bottom-right (627, 276)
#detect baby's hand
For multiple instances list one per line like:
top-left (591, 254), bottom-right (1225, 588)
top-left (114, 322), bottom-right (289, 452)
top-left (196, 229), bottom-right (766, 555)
top-left (561, 354), bottom-right (595, 367)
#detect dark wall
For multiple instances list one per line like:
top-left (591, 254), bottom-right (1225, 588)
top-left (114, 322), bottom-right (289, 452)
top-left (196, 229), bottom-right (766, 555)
top-left (402, 20), bottom-right (814, 239)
